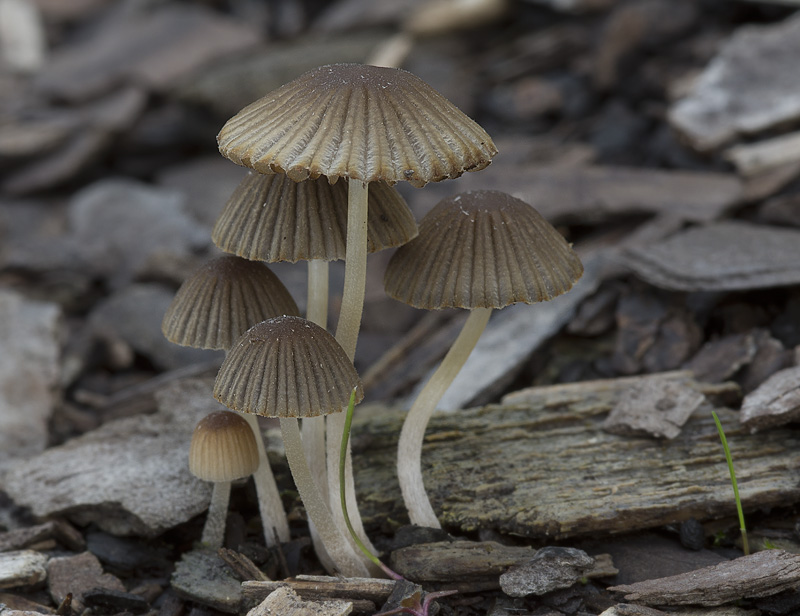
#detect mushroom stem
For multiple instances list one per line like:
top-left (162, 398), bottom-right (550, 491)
top-left (305, 258), bottom-right (330, 496)
top-left (330, 178), bottom-right (378, 562)
top-left (201, 481), bottom-right (231, 549)
top-left (398, 307), bottom-right (492, 528)
top-left (241, 413), bottom-right (291, 545)
top-left (280, 417), bottom-right (370, 577)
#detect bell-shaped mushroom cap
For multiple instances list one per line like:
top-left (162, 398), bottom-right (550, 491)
top-left (217, 63), bottom-right (497, 188)
top-left (384, 190), bottom-right (584, 310)
top-left (189, 411), bottom-right (260, 483)
top-left (212, 171), bottom-right (418, 262)
top-left (162, 256), bottom-right (299, 350)
top-left (213, 315), bottom-right (364, 418)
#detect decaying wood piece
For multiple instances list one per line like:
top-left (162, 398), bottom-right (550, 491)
top-left (740, 365), bottom-right (800, 432)
top-left (242, 576), bottom-right (395, 613)
top-left (623, 221), bottom-right (800, 292)
top-left (608, 549), bottom-right (800, 606)
top-left (725, 130), bottom-right (800, 176)
top-left (602, 376), bottom-right (707, 439)
top-left (389, 541), bottom-right (614, 592)
top-left (352, 374), bottom-right (800, 539)
top-left (246, 586), bottom-right (352, 616)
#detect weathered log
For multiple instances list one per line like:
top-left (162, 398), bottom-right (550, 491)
top-left (352, 375), bottom-right (800, 539)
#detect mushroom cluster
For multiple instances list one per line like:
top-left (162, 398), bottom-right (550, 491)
top-left (160, 63), bottom-right (581, 578)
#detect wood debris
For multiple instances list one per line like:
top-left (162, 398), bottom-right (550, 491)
top-left (608, 549), bottom-right (800, 606)
top-left (740, 365), bottom-right (800, 432)
top-left (247, 586), bottom-right (352, 616)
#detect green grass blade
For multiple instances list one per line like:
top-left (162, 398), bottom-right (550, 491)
top-left (711, 410), bottom-right (749, 556)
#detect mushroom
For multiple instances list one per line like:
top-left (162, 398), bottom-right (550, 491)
top-left (213, 315), bottom-right (369, 577)
top-left (384, 190), bottom-right (584, 528)
top-left (162, 255), bottom-right (298, 546)
top-left (217, 63), bottom-right (497, 550)
top-left (189, 410), bottom-right (260, 549)
top-left (210, 170), bottom-right (417, 562)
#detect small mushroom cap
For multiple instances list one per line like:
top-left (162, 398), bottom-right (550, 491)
top-left (189, 411), bottom-right (259, 483)
top-left (162, 256), bottom-right (299, 351)
top-left (217, 63), bottom-right (497, 188)
top-left (384, 190), bottom-right (584, 310)
top-left (213, 315), bottom-right (364, 418)
top-left (212, 171), bottom-right (418, 262)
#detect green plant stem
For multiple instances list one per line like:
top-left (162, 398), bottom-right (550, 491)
top-left (339, 389), bottom-right (403, 580)
top-left (712, 411), bottom-right (749, 556)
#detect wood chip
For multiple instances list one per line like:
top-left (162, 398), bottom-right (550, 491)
top-left (624, 221), bottom-right (800, 291)
top-left (740, 365), bottom-right (800, 432)
top-left (669, 13), bottom-right (800, 150)
top-left (243, 577), bottom-right (392, 614)
top-left (247, 586), bottom-right (352, 616)
top-left (602, 376), bottom-right (706, 439)
top-left (608, 549), bottom-right (800, 606)
top-left (724, 130), bottom-right (800, 176)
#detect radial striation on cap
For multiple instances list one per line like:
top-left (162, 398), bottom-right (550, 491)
top-left (384, 190), bottom-right (584, 310)
top-left (213, 316), bottom-right (364, 418)
top-left (189, 411), bottom-right (260, 483)
top-left (217, 64), bottom-right (498, 188)
top-left (162, 256), bottom-right (299, 350)
top-left (212, 171), bottom-right (418, 262)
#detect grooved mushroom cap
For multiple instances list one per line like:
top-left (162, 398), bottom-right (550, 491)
top-left (384, 190), bottom-right (584, 310)
top-left (213, 315), bottom-right (364, 418)
top-left (189, 411), bottom-right (260, 483)
top-left (217, 63), bottom-right (497, 188)
top-left (162, 256), bottom-right (299, 350)
top-left (212, 171), bottom-right (418, 262)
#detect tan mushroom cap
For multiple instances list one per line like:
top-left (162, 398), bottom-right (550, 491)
top-left (212, 171), bottom-right (418, 262)
top-left (162, 256), bottom-right (299, 350)
top-left (189, 411), bottom-right (260, 483)
top-left (217, 63), bottom-right (498, 188)
top-left (213, 316), bottom-right (364, 418)
top-left (384, 190), bottom-right (584, 310)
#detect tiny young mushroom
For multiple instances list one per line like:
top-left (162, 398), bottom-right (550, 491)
top-left (384, 190), bottom-right (584, 528)
top-left (213, 315), bottom-right (369, 577)
top-left (162, 255), bottom-right (299, 546)
top-left (189, 410), bottom-right (260, 549)
top-left (217, 63), bottom-right (497, 552)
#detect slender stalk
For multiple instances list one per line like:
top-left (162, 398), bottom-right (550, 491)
top-left (330, 178), bottom-right (378, 560)
top-left (241, 413), bottom-right (290, 545)
top-left (712, 411), bottom-right (749, 555)
top-left (398, 308), bottom-right (492, 528)
top-left (281, 417), bottom-right (369, 577)
top-left (201, 481), bottom-right (231, 548)
top-left (339, 389), bottom-right (403, 580)
top-left (303, 258), bottom-right (337, 573)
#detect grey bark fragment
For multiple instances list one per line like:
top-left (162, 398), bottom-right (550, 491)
top-left (247, 586), bottom-right (352, 616)
top-left (0, 289), bottom-right (62, 474)
top-left (171, 549), bottom-right (243, 614)
top-left (602, 376), bottom-right (706, 439)
top-left (500, 546), bottom-right (594, 597)
top-left (740, 365), bottom-right (800, 432)
top-left (669, 13), bottom-right (800, 150)
top-left (608, 549), bottom-right (800, 606)
top-left (624, 221), bottom-right (800, 292)
top-left (0, 551), bottom-right (48, 590)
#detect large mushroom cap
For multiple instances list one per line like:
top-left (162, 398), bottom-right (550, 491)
top-left (162, 255), bottom-right (299, 351)
top-left (384, 190), bottom-right (584, 310)
top-left (189, 411), bottom-right (260, 483)
top-left (213, 315), bottom-right (364, 418)
top-left (212, 171), bottom-right (418, 262)
top-left (217, 63), bottom-right (497, 187)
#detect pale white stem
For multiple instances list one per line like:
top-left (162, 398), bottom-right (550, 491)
top-left (280, 418), bottom-right (369, 577)
top-left (201, 481), bottom-right (231, 549)
top-left (331, 179), bottom-right (379, 564)
top-left (304, 258), bottom-right (337, 571)
top-left (242, 413), bottom-right (291, 545)
top-left (306, 259), bottom-right (329, 327)
top-left (398, 307), bottom-right (492, 528)
top-left (335, 178), bottom-right (368, 359)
